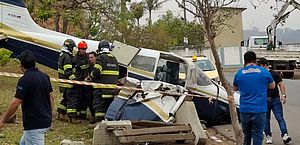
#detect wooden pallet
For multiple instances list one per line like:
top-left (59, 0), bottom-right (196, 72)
top-left (113, 121), bottom-right (195, 144)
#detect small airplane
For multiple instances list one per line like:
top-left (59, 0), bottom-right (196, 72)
top-left (0, 0), bottom-right (240, 125)
top-left (120, 47), bottom-right (240, 125)
top-left (0, 0), bottom-right (140, 69)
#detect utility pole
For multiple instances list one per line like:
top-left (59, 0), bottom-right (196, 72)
top-left (183, 0), bottom-right (187, 25)
top-left (182, 0), bottom-right (188, 53)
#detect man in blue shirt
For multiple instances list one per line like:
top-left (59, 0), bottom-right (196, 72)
top-left (0, 51), bottom-right (53, 145)
top-left (233, 51), bottom-right (275, 145)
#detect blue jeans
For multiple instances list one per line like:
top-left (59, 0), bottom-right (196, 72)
top-left (264, 97), bottom-right (288, 137)
top-left (240, 112), bottom-right (266, 145)
top-left (20, 127), bottom-right (50, 145)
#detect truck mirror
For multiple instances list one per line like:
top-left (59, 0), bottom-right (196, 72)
top-left (240, 41), bottom-right (244, 47)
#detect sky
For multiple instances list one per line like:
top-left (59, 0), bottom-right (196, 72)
top-left (133, 0), bottom-right (300, 31)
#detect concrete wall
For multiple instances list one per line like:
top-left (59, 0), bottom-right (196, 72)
top-left (205, 7), bottom-right (245, 48)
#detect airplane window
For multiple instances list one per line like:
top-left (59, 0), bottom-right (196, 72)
top-left (196, 67), bottom-right (212, 86)
top-left (131, 55), bottom-right (156, 72)
top-left (179, 63), bottom-right (186, 79)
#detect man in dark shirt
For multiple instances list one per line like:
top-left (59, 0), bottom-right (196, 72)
top-left (258, 57), bottom-right (292, 144)
top-left (0, 51), bottom-right (54, 145)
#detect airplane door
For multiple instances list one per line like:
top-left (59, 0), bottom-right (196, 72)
top-left (112, 40), bottom-right (140, 66)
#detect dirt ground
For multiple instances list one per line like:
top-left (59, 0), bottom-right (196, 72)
top-left (206, 128), bottom-right (235, 145)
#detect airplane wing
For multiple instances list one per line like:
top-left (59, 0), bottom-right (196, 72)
top-left (112, 41), bottom-right (140, 66)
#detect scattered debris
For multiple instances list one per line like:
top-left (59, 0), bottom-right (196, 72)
top-left (60, 139), bottom-right (84, 145)
top-left (115, 121), bottom-right (195, 144)
top-left (210, 136), bottom-right (223, 143)
top-left (93, 120), bottom-right (196, 145)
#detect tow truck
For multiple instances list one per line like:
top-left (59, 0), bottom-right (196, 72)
top-left (246, 0), bottom-right (300, 78)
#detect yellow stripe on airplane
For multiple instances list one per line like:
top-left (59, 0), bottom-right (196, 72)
top-left (0, 23), bottom-right (61, 50)
top-left (128, 66), bottom-right (155, 78)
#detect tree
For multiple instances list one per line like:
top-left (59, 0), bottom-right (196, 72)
top-left (155, 10), bottom-right (204, 48)
top-left (130, 2), bottom-right (145, 27)
top-left (174, 0), bottom-right (244, 144)
top-left (144, 0), bottom-right (167, 26)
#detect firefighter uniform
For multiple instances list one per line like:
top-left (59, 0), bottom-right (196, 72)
top-left (57, 39), bottom-right (79, 121)
top-left (86, 61), bottom-right (95, 118)
top-left (92, 49), bottom-right (119, 122)
top-left (73, 53), bottom-right (89, 119)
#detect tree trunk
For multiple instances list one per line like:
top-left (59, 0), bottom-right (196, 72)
top-left (204, 19), bottom-right (244, 145)
top-left (62, 16), bottom-right (68, 34)
top-left (148, 9), bottom-right (152, 26)
top-left (54, 14), bottom-right (60, 32)
top-left (137, 19), bottom-right (140, 28)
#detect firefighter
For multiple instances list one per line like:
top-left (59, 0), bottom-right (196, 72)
top-left (57, 39), bottom-right (80, 123)
top-left (85, 51), bottom-right (97, 121)
top-left (73, 41), bottom-right (89, 120)
top-left (91, 40), bottom-right (119, 122)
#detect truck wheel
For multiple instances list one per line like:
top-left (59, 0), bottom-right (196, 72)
top-left (282, 72), bottom-right (294, 79)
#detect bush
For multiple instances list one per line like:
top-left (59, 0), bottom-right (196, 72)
top-left (0, 48), bottom-right (12, 66)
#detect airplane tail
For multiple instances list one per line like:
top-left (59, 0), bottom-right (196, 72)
top-left (0, 0), bottom-right (139, 69)
top-left (0, 0), bottom-right (67, 69)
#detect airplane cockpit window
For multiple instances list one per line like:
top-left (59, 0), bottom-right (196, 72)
top-left (155, 59), bottom-right (186, 86)
top-left (196, 67), bottom-right (212, 86)
top-left (131, 55), bottom-right (156, 72)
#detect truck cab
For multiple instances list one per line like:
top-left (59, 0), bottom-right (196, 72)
top-left (247, 36), bottom-right (281, 50)
top-left (245, 36), bottom-right (299, 79)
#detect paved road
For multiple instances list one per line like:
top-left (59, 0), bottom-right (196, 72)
top-left (215, 72), bottom-right (300, 145)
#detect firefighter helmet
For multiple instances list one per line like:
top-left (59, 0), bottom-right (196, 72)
top-left (98, 40), bottom-right (110, 52)
top-left (78, 41), bottom-right (88, 49)
top-left (63, 39), bottom-right (76, 52)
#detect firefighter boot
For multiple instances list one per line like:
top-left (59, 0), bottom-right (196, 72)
top-left (67, 116), bottom-right (81, 124)
top-left (57, 108), bottom-right (68, 122)
top-left (88, 116), bottom-right (104, 129)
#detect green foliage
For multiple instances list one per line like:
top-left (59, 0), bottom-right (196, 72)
top-left (153, 11), bottom-right (204, 48)
top-left (25, 0), bottom-right (203, 51)
top-left (0, 49), bottom-right (12, 66)
top-left (144, 0), bottom-right (167, 25)
top-left (130, 2), bottom-right (144, 26)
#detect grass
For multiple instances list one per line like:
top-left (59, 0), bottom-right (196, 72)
top-left (0, 59), bottom-right (93, 145)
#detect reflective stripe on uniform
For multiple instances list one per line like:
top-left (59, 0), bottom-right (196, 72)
top-left (63, 64), bottom-right (72, 70)
top-left (58, 104), bottom-right (67, 110)
top-left (80, 110), bottom-right (87, 114)
top-left (93, 84), bottom-right (116, 89)
top-left (80, 65), bottom-right (89, 70)
top-left (67, 109), bottom-right (77, 113)
top-left (101, 70), bottom-right (119, 75)
top-left (107, 54), bottom-right (114, 57)
top-left (58, 68), bottom-right (64, 74)
top-left (102, 94), bottom-right (114, 98)
top-left (69, 74), bottom-right (76, 80)
top-left (59, 83), bottom-right (73, 88)
top-left (94, 64), bottom-right (102, 71)
top-left (95, 112), bottom-right (105, 117)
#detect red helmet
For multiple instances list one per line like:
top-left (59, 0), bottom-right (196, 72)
top-left (78, 41), bottom-right (88, 49)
